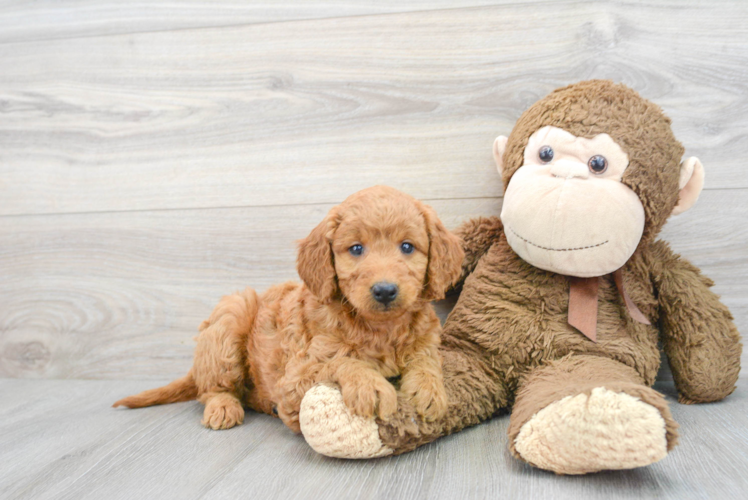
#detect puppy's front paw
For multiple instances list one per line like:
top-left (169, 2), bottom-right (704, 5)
top-left (340, 375), bottom-right (398, 420)
top-left (402, 373), bottom-right (448, 422)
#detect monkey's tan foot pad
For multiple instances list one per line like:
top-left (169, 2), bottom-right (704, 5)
top-left (300, 384), bottom-right (394, 459)
top-left (201, 393), bottom-right (245, 430)
top-left (514, 387), bottom-right (668, 474)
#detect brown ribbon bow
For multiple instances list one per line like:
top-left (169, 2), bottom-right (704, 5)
top-left (568, 269), bottom-right (650, 342)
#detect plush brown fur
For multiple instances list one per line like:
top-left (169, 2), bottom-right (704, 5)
top-left (358, 81), bottom-right (742, 462)
top-left (114, 186), bottom-right (464, 432)
top-left (501, 80), bottom-right (684, 247)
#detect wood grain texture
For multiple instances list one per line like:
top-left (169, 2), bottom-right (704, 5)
top-left (0, 1), bottom-right (745, 496)
top-left (0, 378), bottom-right (745, 500)
top-left (0, 192), bottom-right (744, 379)
top-left (0, 0), bottom-right (747, 216)
top-left (0, 197), bottom-right (499, 379)
top-left (0, 0), bottom-right (527, 44)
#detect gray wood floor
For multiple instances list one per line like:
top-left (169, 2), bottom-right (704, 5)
top-left (1, 1), bottom-right (747, 498)
top-left (1, 378), bottom-right (746, 500)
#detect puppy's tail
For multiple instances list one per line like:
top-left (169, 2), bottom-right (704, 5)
top-left (113, 372), bottom-right (197, 409)
top-left (113, 287), bottom-right (260, 410)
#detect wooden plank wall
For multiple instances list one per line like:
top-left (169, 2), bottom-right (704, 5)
top-left (1, 0), bottom-right (746, 380)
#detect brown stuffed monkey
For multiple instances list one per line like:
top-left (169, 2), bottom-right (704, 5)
top-left (298, 80), bottom-right (742, 474)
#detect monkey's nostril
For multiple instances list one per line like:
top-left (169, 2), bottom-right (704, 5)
top-left (371, 282), bottom-right (398, 305)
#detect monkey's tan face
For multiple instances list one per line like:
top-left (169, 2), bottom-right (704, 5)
top-left (500, 126), bottom-right (645, 277)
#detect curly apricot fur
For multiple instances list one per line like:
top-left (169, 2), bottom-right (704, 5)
top-left (113, 186), bottom-right (463, 432)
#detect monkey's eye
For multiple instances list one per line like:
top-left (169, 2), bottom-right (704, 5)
top-left (588, 155), bottom-right (608, 174)
top-left (538, 146), bottom-right (554, 163)
top-left (400, 242), bottom-right (415, 254)
top-left (349, 244), bottom-right (364, 256)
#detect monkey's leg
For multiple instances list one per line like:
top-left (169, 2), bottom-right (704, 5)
top-left (508, 354), bottom-right (679, 475)
top-left (300, 344), bottom-right (507, 458)
top-left (194, 288), bottom-right (258, 430)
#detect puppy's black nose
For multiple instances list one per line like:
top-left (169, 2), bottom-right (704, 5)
top-left (371, 282), bottom-right (398, 305)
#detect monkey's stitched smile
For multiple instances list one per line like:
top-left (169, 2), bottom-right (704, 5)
top-left (508, 226), bottom-right (609, 252)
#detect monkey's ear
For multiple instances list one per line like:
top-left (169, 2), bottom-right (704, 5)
top-left (671, 157), bottom-right (705, 216)
top-left (493, 136), bottom-right (509, 176)
top-left (297, 208), bottom-right (340, 302)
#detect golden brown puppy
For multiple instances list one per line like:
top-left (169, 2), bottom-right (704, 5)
top-left (114, 186), bottom-right (464, 433)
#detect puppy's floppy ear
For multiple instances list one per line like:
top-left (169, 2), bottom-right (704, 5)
top-left (419, 202), bottom-right (465, 301)
top-left (297, 207), bottom-right (340, 303)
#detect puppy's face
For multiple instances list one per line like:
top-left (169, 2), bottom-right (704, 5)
top-left (297, 186), bottom-right (464, 321)
top-left (332, 196), bottom-right (430, 319)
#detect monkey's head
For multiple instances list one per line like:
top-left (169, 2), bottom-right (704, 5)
top-left (494, 80), bottom-right (704, 278)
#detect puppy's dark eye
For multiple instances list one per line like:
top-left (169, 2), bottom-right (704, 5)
top-left (588, 155), bottom-right (608, 174)
top-left (400, 242), bottom-right (415, 254)
top-left (349, 244), bottom-right (364, 256)
top-left (538, 145), bottom-right (554, 163)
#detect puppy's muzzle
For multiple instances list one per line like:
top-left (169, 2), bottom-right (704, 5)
top-left (371, 282), bottom-right (398, 306)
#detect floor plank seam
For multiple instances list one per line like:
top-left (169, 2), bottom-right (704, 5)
top-left (0, 196), bottom-right (507, 219)
top-left (0, 185), bottom-right (741, 219)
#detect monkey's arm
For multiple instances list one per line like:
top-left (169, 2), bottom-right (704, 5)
top-left (451, 216), bottom-right (504, 290)
top-left (377, 341), bottom-right (508, 454)
top-left (650, 241), bottom-right (742, 404)
top-left (299, 341), bottom-right (507, 458)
